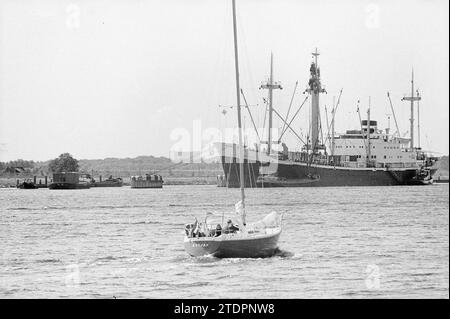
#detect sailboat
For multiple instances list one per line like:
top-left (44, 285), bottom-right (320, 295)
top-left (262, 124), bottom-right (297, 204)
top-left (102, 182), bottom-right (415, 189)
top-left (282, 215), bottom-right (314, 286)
top-left (183, 0), bottom-right (283, 258)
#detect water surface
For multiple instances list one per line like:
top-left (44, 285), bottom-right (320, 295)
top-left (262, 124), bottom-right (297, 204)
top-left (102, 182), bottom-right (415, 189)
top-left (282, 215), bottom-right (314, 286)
top-left (0, 184), bottom-right (448, 298)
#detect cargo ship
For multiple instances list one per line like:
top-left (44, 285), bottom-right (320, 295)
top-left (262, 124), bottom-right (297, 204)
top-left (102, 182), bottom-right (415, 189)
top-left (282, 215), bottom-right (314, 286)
top-left (217, 50), bottom-right (438, 187)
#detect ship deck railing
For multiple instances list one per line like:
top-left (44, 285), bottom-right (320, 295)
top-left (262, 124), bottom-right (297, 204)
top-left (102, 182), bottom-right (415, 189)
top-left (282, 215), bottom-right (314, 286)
top-left (285, 155), bottom-right (419, 169)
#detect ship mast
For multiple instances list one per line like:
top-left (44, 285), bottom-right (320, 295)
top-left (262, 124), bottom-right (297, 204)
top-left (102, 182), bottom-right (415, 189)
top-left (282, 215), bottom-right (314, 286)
top-left (231, 0), bottom-right (246, 225)
top-left (367, 97), bottom-right (371, 166)
top-left (307, 48), bottom-right (326, 153)
top-left (401, 69), bottom-right (421, 149)
top-left (260, 53), bottom-right (282, 155)
top-left (331, 96), bottom-right (335, 157)
top-left (416, 89), bottom-right (421, 148)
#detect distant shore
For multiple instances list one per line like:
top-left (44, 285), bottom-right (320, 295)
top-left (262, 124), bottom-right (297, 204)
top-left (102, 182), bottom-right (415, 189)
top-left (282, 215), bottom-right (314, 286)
top-left (0, 175), bottom-right (220, 188)
top-left (2, 153), bottom-right (448, 188)
top-left (2, 175), bottom-right (449, 188)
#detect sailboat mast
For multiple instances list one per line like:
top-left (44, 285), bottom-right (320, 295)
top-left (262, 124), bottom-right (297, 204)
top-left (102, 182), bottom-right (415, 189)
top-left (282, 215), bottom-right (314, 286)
top-left (231, 0), bottom-right (246, 225)
top-left (410, 70), bottom-right (415, 149)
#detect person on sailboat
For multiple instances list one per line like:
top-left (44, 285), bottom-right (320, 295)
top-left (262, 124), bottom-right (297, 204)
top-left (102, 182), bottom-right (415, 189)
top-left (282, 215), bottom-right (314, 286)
top-left (223, 219), bottom-right (239, 234)
top-left (215, 224), bottom-right (222, 237)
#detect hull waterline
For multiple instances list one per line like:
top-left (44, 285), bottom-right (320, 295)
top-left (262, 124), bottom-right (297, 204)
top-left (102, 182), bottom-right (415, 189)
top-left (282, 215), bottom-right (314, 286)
top-left (222, 157), bottom-right (438, 187)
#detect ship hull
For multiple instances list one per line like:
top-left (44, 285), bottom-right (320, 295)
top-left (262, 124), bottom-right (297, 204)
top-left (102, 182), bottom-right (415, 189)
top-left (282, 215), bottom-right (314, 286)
top-left (130, 181), bottom-right (163, 188)
top-left (48, 183), bottom-right (90, 189)
top-left (92, 181), bottom-right (123, 187)
top-left (184, 231), bottom-right (281, 258)
top-left (221, 158), bottom-right (260, 188)
top-left (17, 182), bottom-right (37, 189)
top-left (222, 157), bottom-right (435, 187)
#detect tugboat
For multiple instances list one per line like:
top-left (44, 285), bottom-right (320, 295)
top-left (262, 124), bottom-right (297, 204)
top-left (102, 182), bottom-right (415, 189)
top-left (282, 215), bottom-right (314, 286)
top-left (184, 0), bottom-right (283, 258)
top-left (48, 172), bottom-right (91, 189)
top-left (130, 174), bottom-right (163, 188)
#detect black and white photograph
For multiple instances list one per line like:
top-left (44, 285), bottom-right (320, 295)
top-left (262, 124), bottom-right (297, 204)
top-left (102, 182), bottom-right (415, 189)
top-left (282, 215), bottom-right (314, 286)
top-left (0, 0), bottom-right (448, 304)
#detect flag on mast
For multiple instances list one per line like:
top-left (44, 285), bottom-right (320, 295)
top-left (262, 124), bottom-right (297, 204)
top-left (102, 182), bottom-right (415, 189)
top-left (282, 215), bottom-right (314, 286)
top-left (235, 200), bottom-right (244, 215)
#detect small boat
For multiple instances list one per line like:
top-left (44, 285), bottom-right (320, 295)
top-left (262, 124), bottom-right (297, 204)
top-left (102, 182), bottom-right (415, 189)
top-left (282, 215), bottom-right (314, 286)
top-left (17, 179), bottom-right (37, 189)
top-left (130, 174), bottom-right (163, 189)
top-left (184, 0), bottom-right (282, 258)
top-left (48, 172), bottom-right (91, 189)
top-left (91, 175), bottom-right (123, 187)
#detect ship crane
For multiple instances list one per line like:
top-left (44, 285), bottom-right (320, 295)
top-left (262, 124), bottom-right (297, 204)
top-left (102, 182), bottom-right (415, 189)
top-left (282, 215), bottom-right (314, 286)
top-left (387, 91), bottom-right (401, 137)
top-left (323, 88), bottom-right (343, 156)
top-left (280, 81), bottom-right (299, 137)
top-left (240, 89), bottom-right (261, 141)
top-left (277, 95), bottom-right (309, 142)
top-left (385, 113), bottom-right (392, 135)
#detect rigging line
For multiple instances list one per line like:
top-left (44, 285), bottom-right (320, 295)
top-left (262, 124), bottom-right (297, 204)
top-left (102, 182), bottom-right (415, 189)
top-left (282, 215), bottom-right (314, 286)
top-left (387, 91), bottom-right (401, 137)
top-left (249, 161), bottom-right (254, 189)
top-left (323, 88), bottom-right (343, 146)
top-left (272, 108), bottom-right (306, 145)
top-left (226, 160), bottom-right (232, 188)
top-left (278, 95), bottom-right (309, 142)
top-left (318, 107), bottom-right (324, 149)
top-left (356, 100), bottom-right (369, 157)
top-left (307, 135), bottom-right (322, 168)
top-left (280, 81), bottom-right (298, 135)
top-left (324, 104), bottom-right (330, 149)
top-left (261, 94), bottom-right (269, 140)
top-left (241, 89), bottom-right (260, 141)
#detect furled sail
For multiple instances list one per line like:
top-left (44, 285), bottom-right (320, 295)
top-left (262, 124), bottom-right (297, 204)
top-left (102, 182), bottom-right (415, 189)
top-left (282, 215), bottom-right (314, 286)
top-left (235, 200), bottom-right (246, 226)
top-left (247, 211), bottom-right (282, 231)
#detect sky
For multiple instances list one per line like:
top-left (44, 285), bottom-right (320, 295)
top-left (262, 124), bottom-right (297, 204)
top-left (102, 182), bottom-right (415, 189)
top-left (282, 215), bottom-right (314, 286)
top-left (0, 0), bottom-right (448, 161)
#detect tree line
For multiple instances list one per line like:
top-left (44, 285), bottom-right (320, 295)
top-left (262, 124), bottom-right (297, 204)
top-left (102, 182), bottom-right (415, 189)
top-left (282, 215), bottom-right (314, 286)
top-left (0, 153), bottom-right (79, 175)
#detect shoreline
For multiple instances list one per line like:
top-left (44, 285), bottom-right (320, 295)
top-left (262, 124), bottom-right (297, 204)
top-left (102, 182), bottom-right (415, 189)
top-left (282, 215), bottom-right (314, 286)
top-left (2, 176), bottom-right (449, 188)
top-left (0, 176), bottom-right (220, 188)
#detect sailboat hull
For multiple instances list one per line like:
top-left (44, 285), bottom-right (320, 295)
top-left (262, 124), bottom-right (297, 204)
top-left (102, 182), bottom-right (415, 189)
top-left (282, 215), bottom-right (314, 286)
top-left (184, 230), bottom-right (281, 258)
